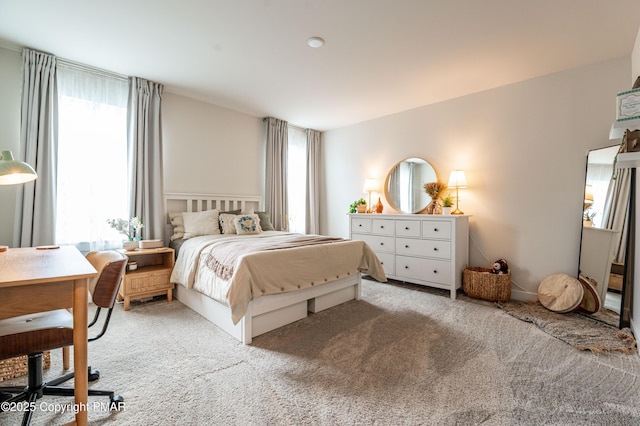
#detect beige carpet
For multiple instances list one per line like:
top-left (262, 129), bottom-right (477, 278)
top-left (2, 279), bottom-right (640, 425)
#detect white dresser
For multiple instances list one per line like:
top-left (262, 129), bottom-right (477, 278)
top-left (349, 213), bottom-right (470, 299)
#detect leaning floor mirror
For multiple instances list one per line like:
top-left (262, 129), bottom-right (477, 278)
top-left (579, 145), bottom-right (632, 328)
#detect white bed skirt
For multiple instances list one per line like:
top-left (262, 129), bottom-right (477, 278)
top-left (174, 274), bottom-right (361, 344)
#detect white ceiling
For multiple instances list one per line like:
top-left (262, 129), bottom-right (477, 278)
top-left (1, 0), bottom-right (640, 131)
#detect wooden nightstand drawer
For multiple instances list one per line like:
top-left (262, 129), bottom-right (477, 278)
top-left (125, 269), bottom-right (172, 293)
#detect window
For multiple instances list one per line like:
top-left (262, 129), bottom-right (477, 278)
top-left (55, 64), bottom-right (129, 251)
top-left (287, 126), bottom-right (307, 233)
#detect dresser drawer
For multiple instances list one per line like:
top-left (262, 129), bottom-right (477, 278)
top-left (351, 217), bottom-right (372, 233)
top-left (395, 220), bottom-right (421, 237)
top-left (374, 252), bottom-right (395, 276)
top-left (353, 234), bottom-right (395, 253)
top-left (422, 221), bottom-right (452, 240)
top-left (396, 238), bottom-right (451, 260)
top-left (395, 256), bottom-right (451, 286)
top-left (372, 219), bottom-right (394, 236)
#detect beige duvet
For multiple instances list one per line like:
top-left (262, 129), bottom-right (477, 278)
top-left (170, 231), bottom-right (387, 324)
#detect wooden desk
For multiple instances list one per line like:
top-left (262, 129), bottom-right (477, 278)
top-left (0, 246), bottom-right (96, 426)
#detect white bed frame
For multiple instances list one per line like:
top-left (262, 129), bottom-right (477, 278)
top-left (165, 193), bottom-right (362, 344)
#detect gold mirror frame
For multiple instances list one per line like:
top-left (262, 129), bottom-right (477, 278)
top-left (384, 157), bottom-right (438, 213)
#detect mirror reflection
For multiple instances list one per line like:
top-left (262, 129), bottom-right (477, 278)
top-left (579, 145), bottom-right (628, 324)
top-left (385, 157), bottom-right (437, 213)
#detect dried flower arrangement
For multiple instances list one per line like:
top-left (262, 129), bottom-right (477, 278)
top-left (423, 181), bottom-right (448, 200)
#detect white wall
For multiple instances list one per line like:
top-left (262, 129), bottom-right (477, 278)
top-left (162, 92), bottom-right (264, 196)
top-left (0, 48), bottom-right (22, 246)
top-left (322, 57), bottom-right (630, 299)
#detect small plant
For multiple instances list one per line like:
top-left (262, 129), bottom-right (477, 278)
top-left (349, 198), bottom-right (367, 213)
top-left (583, 210), bottom-right (596, 222)
top-left (441, 195), bottom-right (454, 208)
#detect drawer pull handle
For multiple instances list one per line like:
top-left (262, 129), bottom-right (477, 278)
top-left (380, 242), bottom-right (384, 246)
top-left (405, 245), bottom-right (409, 248)
top-left (359, 224), bottom-right (362, 227)
top-left (434, 228), bottom-right (439, 232)
top-left (433, 270), bottom-right (438, 274)
top-left (433, 248), bottom-right (438, 251)
top-left (380, 261), bottom-right (384, 265)
top-left (405, 227), bottom-right (409, 230)
top-left (405, 266), bottom-right (409, 269)
top-left (380, 225), bottom-right (384, 229)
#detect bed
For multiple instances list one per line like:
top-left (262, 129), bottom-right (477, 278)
top-left (165, 193), bottom-right (386, 344)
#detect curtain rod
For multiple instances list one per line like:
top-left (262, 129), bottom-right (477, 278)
top-left (262, 117), bottom-right (311, 132)
top-left (57, 58), bottom-right (127, 81)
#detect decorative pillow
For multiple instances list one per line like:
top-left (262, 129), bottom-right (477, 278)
top-left (233, 214), bottom-right (262, 235)
top-left (218, 209), bottom-right (241, 233)
top-left (254, 211), bottom-right (275, 231)
top-left (182, 209), bottom-right (220, 239)
top-left (168, 212), bottom-right (185, 241)
top-left (219, 213), bottom-right (239, 234)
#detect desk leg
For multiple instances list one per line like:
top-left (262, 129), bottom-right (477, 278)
top-left (73, 278), bottom-right (89, 426)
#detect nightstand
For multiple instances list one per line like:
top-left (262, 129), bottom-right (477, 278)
top-left (118, 247), bottom-right (175, 311)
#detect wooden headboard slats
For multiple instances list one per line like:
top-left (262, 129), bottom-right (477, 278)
top-left (163, 193), bottom-right (264, 244)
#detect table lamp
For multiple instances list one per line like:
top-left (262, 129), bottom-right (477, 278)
top-left (447, 170), bottom-right (467, 215)
top-left (363, 178), bottom-right (379, 213)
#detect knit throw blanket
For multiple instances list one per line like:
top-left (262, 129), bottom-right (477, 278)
top-left (203, 234), bottom-right (344, 280)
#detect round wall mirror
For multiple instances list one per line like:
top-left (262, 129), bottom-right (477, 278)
top-left (384, 157), bottom-right (438, 213)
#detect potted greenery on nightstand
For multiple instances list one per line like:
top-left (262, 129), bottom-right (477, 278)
top-left (349, 198), bottom-right (368, 213)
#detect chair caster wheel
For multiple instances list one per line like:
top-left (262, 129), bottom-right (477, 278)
top-left (88, 368), bottom-right (100, 382)
top-left (110, 395), bottom-right (124, 410)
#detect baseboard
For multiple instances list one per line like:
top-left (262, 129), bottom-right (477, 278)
top-left (510, 289), bottom-right (538, 302)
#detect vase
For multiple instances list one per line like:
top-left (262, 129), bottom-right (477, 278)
top-left (442, 207), bottom-right (452, 215)
top-left (356, 204), bottom-right (367, 213)
top-left (426, 199), bottom-right (441, 215)
top-left (374, 197), bottom-right (384, 214)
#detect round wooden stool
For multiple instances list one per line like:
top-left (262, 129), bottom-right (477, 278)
top-left (537, 273), bottom-right (584, 313)
top-left (577, 274), bottom-right (601, 314)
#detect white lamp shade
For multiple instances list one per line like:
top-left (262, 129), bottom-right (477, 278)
top-left (447, 170), bottom-right (467, 188)
top-left (0, 150), bottom-right (37, 185)
top-left (363, 178), bottom-right (380, 193)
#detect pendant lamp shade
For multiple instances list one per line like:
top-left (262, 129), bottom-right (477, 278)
top-left (0, 150), bottom-right (38, 185)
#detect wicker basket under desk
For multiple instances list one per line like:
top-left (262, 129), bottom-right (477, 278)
top-left (463, 267), bottom-right (512, 302)
top-left (0, 351), bottom-right (51, 382)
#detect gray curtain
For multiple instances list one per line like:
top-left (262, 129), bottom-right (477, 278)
top-left (265, 117), bottom-right (288, 231)
top-left (127, 77), bottom-right (165, 240)
top-left (14, 49), bottom-right (58, 247)
top-left (602, 168), bottom-right (631, 263)
top-left (305, 129), bottom-right (321, 234)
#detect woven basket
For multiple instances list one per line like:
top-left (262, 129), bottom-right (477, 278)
top-left (463, 267), bottom-right (511, 302)
top-left (0, 351), bottom-right (51, 382)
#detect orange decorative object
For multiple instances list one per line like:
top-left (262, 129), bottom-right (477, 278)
top-left (375, 197), bottom-right (384, 214)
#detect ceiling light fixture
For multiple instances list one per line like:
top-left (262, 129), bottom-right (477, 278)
top-left (307, 37), bottom-right (324, 48)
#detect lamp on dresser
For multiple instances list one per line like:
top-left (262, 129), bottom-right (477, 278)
top-left (363, 178), bottom-right (379, 214)
top-left (448, 170), bottom-right (467, 215)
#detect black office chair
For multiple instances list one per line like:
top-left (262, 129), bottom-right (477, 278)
top-left (0, 250), bottom-right (127, 425)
